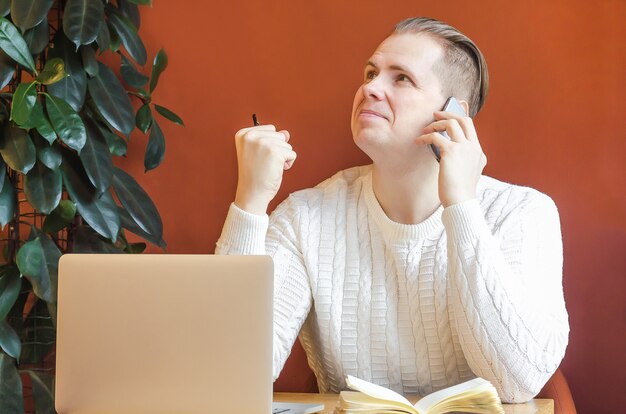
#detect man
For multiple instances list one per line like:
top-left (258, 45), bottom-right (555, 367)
top-left (216, 17), bottom-right (569, 403)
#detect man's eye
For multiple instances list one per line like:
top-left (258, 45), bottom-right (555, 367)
top-left (397, 74), bottom-right (411, 82)
top-left (365, 71), bottom-right (377, 80)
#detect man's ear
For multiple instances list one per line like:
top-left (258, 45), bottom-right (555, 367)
top-left (458, 99), bottom-right (470, 116)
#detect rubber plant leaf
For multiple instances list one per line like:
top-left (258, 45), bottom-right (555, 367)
top-left (112, 167), bottom-right (162, 240)
top-left (44, 94), bottom-right (86, 153)
top-left (10, 0), bottom-right (53, 32)
top-left (144, 118), bottom-right (165, 172)
top-left (61, 151), bottom-right (120, 242)
top-left (24, 161), bottom-right (62, 214)
top-left (79, 116), bottom-right (113, 194)
top-left (0, 17), bottom-right (37, 74)
top-left (63, 0), bottom-right (104, 49)
top-left (47, 30), bottom-right (87, 111)
top-left (88, 62), bottom-right (134, 135)
top-left (0, 124), bottom-right (36, 174)
top-left (0, 353), bottom-right (24, 413)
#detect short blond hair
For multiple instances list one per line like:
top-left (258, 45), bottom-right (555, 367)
top-left (394, 17), bottom-right (489, 117)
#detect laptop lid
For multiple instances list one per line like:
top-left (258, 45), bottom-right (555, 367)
top-left (55, 254), bottom-right (273, 414)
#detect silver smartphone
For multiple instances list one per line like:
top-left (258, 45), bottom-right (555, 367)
top-left (429, 96), bottom-right (467, 162)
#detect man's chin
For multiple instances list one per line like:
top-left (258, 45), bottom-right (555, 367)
top-left (352, 132), bottom-right (379, 152)
top-left (353, 128), bottom-right (387, 144)
top-left (352, 132), bottom-right (392, 160)
top-left (354, 134), bottom-right (431, 163)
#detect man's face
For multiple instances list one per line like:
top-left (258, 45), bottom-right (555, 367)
top-left (351, 33), bottom-right (447, 163)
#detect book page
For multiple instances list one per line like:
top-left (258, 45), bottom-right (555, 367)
top-left (339, 391), bottom-right (420, 414)
top-left (414, 377), bottom-right (502, 414)
top-left (345, 375), bottom-right (414, 408)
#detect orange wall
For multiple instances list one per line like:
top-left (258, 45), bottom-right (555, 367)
top-left (123, 1), bottom-right (626, 413)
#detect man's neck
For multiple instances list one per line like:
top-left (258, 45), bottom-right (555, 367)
top-left (371, 160), bottom-right (440, 225)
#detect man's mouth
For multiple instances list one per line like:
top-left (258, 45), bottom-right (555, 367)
top-left (359, 109), bottom-right (387, 120)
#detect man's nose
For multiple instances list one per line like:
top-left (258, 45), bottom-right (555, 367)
top-left (362, 77), bottom-right (385, 100)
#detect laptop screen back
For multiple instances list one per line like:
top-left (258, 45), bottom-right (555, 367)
top-left (55, 254), bottom-right (273, 414)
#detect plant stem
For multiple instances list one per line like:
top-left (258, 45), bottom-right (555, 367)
top-left (7, 170), bottom-right (20, 264)
top-left (127, 91), bottom-right (150, 103)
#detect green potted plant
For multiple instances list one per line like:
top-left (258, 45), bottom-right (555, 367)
top-left (0, 0), bottom-right (183, 412)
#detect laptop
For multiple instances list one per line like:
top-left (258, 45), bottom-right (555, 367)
top-left (55, 254), bottom-right (323, 414)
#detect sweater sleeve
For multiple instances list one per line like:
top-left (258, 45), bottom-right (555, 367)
top-left (215, 199), bottom-right (313, 380)
top-left (442, 195), bottom-right (569, 403)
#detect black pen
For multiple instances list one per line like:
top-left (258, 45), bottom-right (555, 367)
top-left (252, 113), bottom-right (259, 126)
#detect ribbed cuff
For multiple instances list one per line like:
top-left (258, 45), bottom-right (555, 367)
top-left (441, 199), bottom-right (491, 245)
top-left (217, 203), bottom-right (269, 254)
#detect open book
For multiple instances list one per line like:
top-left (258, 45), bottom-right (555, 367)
top-left (337, 375), bottom-right (504, 414)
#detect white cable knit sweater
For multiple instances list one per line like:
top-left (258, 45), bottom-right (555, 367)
top-left (216, 165), bottom-right (569, 403)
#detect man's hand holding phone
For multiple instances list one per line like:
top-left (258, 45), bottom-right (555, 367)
top-left (415, 98), bottom-right (487, 208)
